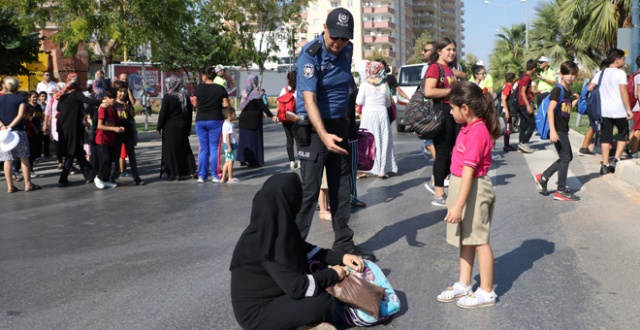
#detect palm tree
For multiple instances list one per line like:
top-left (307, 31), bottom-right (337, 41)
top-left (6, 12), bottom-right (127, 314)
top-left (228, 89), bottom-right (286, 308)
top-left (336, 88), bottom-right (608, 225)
top-left (489, 23), bottom-right (528, 87)
top-left (558, 0), bottom-right (632, 57)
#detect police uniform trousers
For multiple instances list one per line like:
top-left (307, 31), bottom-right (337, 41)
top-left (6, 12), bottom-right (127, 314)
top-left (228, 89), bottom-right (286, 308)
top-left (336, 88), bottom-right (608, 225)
top-left (295, 117), bottom-right (354, 252)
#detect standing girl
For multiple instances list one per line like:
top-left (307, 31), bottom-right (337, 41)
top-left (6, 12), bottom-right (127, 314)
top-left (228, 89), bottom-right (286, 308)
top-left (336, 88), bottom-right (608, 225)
top-left (437, 81), bottom-right (500, 309)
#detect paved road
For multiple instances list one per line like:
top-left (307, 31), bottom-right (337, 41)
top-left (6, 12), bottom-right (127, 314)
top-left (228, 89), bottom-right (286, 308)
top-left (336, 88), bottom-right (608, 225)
top-left (1, 121), bottom-right (639, 330)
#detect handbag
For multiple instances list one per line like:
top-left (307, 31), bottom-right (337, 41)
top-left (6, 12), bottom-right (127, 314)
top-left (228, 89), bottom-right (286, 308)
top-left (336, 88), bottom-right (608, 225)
top-left (326, 272), bottom-right (385, 319)
top-left (387, 101), bottom-right (397, 123)
top-left (404, 63), bottom-right (445, 140)
top-left (357, 129), bottom-right (375, 171)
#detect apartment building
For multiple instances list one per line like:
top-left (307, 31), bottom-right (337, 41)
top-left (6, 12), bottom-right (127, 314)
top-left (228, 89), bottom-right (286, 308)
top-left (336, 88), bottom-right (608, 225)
top-left (299, 0), bottom-right (465, 69)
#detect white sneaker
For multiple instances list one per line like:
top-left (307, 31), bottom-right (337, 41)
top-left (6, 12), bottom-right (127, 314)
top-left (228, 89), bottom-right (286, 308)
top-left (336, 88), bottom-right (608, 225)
top-left (444, 177), bottom-right (450, 187)
top-left (103, 181), bottom-right (117, 188)
top-left (211, 176), bottom-right (222, 183)
top-left (290, 161), bottom-right (296, 169)
top-left (94, 177), bottom-right (105, 189)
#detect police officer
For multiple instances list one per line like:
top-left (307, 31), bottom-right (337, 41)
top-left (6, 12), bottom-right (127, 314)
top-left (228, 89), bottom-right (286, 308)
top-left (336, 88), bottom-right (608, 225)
top-left (294, 8), bottom-right (376, 261)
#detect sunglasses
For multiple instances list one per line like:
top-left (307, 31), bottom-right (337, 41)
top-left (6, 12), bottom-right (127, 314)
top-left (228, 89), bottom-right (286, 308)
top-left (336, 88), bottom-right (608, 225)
top-left (43, 73), bottom-right (50, 76)
top-left (423, 48), bottom-right (433, 53)
top-left (330, 36), bottom-right (349, 42)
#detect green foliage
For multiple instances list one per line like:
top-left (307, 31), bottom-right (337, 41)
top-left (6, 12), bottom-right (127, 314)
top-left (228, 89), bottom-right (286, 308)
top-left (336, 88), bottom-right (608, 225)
top-left (0, 10), bottom-right (42, 75)
top-left (406, 31), bottom-right (434, 65)
top-left (489, 24), bottom-right (528, 88)
top-left (364, 49), bottom-right (391, 64)
top-left (459, 53), bottom-right (479, 77)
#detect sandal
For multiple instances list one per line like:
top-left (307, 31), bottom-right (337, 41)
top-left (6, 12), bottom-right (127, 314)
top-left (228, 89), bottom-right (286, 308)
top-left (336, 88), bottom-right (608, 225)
top-left (319, 210), bottom-right (332, 221)
top-left (7, 186), bottom-right (20, 193)
top-left (456, 288), bottom-right (497, 309)
top-left (357, 172), bottom-right (368, 179)
top-left (25, 184), bottom-right (41, 192)
top-left (436, 282), bottom-right (472, 303)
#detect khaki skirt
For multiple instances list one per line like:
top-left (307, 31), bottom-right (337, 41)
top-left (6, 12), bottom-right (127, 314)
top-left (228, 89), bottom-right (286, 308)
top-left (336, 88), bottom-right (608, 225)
top-left (446, 174), bottom-right (495, 247)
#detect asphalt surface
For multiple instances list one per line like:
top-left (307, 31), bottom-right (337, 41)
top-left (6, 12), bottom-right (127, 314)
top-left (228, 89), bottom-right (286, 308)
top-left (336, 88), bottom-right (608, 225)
top-left (1, 120), bottom-right (639, 330)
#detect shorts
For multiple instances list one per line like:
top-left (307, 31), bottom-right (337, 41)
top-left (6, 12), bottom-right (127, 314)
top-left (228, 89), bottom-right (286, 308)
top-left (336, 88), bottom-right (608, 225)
top-left (120, 143), bottom-right (127, 159)
top-left (600, 117), bottom-right (629, 144)
top-left (223, 143), bottom-right (237, 161)
top-left (446, 175), bottom-right (495, 248)
top-left (632, 112), bottom-right (640, 131)
top-left (0, 131), bottom-right (30, 161)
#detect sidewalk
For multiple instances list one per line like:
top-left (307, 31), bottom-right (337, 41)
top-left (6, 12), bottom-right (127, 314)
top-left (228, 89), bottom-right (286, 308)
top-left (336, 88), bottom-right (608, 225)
top-left (568, 128), bottom-right (640, 190)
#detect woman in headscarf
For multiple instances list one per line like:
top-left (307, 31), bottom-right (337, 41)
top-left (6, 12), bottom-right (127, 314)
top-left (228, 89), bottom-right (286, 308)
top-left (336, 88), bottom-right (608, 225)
top-left (356, 61), bottom-right (397, 179)
top-left (56, 73), bottom-right (103, 186)
top-left (43, 82), bottom-right (65, 169)
top-left (230, 173), bottom-right (364, 330)
top-left (157, 76), bottom-right (196, 180)
top-left (237, 74), bottom-right (276, 168)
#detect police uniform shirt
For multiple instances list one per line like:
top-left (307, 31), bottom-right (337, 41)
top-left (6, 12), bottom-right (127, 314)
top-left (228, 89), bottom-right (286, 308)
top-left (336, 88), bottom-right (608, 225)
top-left (296, 33), bottom-right (353, 119)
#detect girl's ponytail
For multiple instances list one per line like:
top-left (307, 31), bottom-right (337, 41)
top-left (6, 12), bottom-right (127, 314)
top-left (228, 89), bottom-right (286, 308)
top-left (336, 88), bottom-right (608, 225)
top-left (482, 89), bottom-right (501, 141)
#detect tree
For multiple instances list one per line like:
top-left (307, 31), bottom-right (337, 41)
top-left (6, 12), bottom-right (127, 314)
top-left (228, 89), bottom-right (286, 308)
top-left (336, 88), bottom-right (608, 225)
top-left (0, 10), bottom-right (41, 76)
top-left (489, 24), bottom-right (528, 88)
top-left (406, 31), bottom-right (434, 64)
top-left (364, 48), bottom-right (391, 64)
top-left (459, 53), bottom-right (479, 77)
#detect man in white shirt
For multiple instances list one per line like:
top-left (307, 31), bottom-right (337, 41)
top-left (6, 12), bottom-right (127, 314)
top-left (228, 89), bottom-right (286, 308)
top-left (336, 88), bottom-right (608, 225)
top-left (588, 48), bottom-right (634, 174)
top-left (36, 72), bottom-right (56, 96)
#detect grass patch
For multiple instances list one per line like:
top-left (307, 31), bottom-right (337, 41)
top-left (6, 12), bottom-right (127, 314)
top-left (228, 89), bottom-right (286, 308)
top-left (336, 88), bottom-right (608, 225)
top-left (569, 111), bottom-right (589, 136)
top-left (136, 121), bottom-right (158, 132)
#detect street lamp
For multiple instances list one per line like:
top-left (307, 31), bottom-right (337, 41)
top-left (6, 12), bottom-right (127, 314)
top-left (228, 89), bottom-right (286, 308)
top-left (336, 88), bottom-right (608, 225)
top-left (483, 0), bottom-right (528, 48)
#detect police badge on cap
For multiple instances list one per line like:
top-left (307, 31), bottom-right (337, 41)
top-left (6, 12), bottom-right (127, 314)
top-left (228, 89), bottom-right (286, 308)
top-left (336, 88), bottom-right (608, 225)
top-left (326, 8), bottom-right (354, 40)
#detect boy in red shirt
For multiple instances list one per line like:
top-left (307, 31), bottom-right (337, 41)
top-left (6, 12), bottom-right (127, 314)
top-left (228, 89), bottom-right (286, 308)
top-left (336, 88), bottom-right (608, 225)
top-left (94, 88), bottom-right (125, 189)
top-left (517, 60), bottom-right (537, 153)
top-left (501, 72), bottom-right (517, 152)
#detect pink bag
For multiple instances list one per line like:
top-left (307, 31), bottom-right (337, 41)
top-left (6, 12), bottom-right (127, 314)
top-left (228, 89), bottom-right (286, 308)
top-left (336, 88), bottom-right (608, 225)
top-left (357, 129), bottom-right (375, 171)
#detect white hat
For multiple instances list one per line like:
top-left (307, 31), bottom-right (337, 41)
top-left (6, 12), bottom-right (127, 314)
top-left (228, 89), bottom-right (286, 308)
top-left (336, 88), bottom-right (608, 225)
top-left (538, 56), bottom-right (550, 63)
top-left (87, 79), bottom-right (94, 86)
top-left (476, 60), bottom-right (485, 66)
top-left (215, 65), bottom-right (226, 73)
top-left (0, 130), bottom-right (20, 152)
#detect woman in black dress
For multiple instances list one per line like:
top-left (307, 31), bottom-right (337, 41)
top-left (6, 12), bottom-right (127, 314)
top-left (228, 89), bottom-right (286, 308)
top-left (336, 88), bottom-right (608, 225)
top-left (157, 76), bottom-right (196, 180)
top-left (237, 74), bottom-right (276, 167)
top-left (230, 173), bottom-right (363, 330)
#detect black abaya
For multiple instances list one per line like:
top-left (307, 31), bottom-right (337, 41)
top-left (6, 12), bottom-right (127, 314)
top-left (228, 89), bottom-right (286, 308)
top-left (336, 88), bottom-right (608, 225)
top-left (157, 94), bottom-right (196, 179)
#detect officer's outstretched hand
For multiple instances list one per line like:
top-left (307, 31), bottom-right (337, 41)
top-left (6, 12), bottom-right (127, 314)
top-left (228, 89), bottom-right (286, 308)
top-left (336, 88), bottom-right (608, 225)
top-left (320, 132), bottom-right (348, 155)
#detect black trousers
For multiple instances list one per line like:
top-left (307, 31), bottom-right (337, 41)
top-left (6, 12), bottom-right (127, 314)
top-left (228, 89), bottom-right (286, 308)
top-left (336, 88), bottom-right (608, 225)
top-left (282, 122), bottom-right (296, 162)
top-left (110, 136), bottom-right (140, 180)
top-left (59, 142), bottom-right (94, 184)
top-left (542, 131), bottom-right (572, 190)
top-left (295, 118), bottom-right (354, 251)
top-left (432, 105), bottom-right (458, 187)
top-left (518, 104), bottom-right (536, 144)
top-left (96, 144), bottom-right (117, 181)
top-left (238, 292), bottom-right (337, 330)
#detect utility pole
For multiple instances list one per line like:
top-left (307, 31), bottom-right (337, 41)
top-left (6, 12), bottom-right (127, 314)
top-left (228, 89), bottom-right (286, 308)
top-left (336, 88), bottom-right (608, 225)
top-left (632, 0), bottom-right (640, 71)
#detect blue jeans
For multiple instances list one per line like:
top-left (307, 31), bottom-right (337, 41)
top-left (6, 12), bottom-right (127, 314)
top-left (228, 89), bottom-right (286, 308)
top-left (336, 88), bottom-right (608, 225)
top-left (196, 120), bottom-right (223, 179)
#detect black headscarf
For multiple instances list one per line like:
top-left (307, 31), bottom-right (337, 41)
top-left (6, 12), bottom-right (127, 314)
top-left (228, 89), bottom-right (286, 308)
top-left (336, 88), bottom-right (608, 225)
top-left (229, 173), bottom-right (307, 272)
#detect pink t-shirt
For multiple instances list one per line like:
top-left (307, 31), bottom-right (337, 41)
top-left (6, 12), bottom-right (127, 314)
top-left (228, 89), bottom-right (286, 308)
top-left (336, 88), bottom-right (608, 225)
top-left (450, 119), bottom-right (493, 177)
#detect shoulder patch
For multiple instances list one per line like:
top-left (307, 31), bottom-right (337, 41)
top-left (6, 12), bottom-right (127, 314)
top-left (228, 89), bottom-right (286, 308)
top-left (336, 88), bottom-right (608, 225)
top-left (306, 40), bottom-right (322, 56)
top-left (303, 64), bottom-right (315, 79)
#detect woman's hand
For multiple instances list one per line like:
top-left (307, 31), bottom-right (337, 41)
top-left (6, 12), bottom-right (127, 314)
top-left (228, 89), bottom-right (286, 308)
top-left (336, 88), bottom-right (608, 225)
top-left (332, 265), bottom-right (350, 281)
top-left (444, 205), bottom-right (463, 224)
top-left (342, 254), bottom-right (364, 273)
top-left (272, 116), bottom-right (278, 123)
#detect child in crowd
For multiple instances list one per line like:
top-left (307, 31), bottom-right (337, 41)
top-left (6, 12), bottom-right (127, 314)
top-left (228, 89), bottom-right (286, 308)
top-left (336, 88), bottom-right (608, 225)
top-left (501, 73), bottom-right (517, 152)
top-left (221, 106), bottom-right (239, 183)
top-left (533, 61), bottom-right (580, 201)
top-left (95, 88), bottom-right (124, 189)
top-left (112, 81), bottom-right (144, 185)
top-left (260, 89), bottom-right (268, 106)
top-left (437, 81), bottom-right (500, 309)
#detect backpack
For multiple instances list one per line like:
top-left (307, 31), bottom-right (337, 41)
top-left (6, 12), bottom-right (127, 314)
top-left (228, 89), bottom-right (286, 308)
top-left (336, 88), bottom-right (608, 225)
top-left (276, 87), bottom-right (296, 123)
top-left (627, 71), bottom-right (640, 109)
top-left (587, 70), bottom-right (605, 131)
top-left (577, 84), bottom-right (589, 115)
top-left (357, 129), bottom-right (375, 171)
top-left (404, 63), bottom-right (444, 140)
top-left (506, 81), bottom-right (519, 115)
top-left (535, 84), bottom-right (564, 140)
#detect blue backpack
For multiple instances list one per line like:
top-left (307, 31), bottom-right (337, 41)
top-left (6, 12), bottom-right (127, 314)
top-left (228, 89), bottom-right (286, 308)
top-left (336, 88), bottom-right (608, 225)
top-left (535, 84), bottom-right (564, 140)
top-left (577, 84), bottom-right (589, 115)
top-left (586, 70), bottom-right (606, 131)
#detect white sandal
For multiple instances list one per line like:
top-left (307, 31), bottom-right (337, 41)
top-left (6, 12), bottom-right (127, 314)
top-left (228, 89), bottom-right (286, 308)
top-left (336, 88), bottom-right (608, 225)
top-left (456, 288), bottom-right (497, 309)
top-left (436, 282), bottom-right (472, 302)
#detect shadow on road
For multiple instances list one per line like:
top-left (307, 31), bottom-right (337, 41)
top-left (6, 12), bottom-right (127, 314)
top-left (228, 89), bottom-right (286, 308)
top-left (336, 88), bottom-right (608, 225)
top-left (359, 210), bottom-right (446, 252)
top-left (478, 238), bottom-right (555, 296)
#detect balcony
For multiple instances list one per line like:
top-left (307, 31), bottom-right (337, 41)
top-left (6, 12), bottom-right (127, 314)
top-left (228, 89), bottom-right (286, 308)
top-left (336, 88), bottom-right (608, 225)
top-left (363, 5), bottom-right (396, 15)
top-left (363, 21), bottom-right (396, 29)
top-left (363, 35), bottom-right (397, 44)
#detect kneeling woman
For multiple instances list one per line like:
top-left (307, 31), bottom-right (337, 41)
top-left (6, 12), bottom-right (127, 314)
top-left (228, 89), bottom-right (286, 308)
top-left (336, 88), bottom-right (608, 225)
top-left (230, 173), bottom-right (364, 330)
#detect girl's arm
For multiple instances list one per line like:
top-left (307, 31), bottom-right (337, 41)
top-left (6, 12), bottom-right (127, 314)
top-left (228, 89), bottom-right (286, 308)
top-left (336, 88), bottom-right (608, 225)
top-left (444, 166), bottom-right (475, 224)
top-left (423, 77), bottom-right (450, 99)
top-left (224, 132), bottom-right (231, 153)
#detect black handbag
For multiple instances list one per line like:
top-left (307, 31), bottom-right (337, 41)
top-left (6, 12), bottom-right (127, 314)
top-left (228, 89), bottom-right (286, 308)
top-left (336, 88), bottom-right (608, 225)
top-left (404, 63), bottom-right (445, 140)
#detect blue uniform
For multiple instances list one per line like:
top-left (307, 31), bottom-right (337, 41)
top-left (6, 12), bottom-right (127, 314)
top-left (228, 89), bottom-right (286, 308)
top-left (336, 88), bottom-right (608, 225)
top-left (296, 33), bottom-right (353, 119)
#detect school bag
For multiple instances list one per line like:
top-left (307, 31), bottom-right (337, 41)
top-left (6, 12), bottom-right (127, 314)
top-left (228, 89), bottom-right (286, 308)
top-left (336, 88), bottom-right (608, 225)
top-left (357, 129), bottom-right (375, 171)
top-left (506, 81), bottom-right (520, 116)
top-left (577, 84), bottom-right (589, 115)
top-left (535, 84), bottom-right (564, 140)
top-left (404, 63), bottom-right (444, 140)
top-left (276, 87), bottom-right (296, 123)
top-left (627, 71), bottom-right (640, 109)
top-left (587, 70), bottom-right (605, 131)
top-left (341, 260), bottom-right (401, 327)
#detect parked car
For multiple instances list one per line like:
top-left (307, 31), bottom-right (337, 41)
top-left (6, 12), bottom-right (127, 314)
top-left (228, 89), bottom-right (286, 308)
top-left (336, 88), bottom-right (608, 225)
top-left (394, 63), bottom-right (426, 132)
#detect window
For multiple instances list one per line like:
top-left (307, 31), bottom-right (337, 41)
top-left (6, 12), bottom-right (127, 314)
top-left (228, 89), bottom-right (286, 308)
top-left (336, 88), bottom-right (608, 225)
top-left (330, 1), bottom-right (339, 8)
top-left (347, 0), bottom-right (353, 6)
top-left (314, 32), bottom-right (320, 39)
top-left (312, 4), bottom-right (318, 11)
top-left (313, 18), bottom-right (319, 26)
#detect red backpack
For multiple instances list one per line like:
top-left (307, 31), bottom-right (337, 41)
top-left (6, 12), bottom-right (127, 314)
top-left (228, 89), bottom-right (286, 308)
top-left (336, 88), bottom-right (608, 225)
top-left (627, 71), bottom-right (640, 108)
top-left (277, 87), bottom-right (296, 123)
